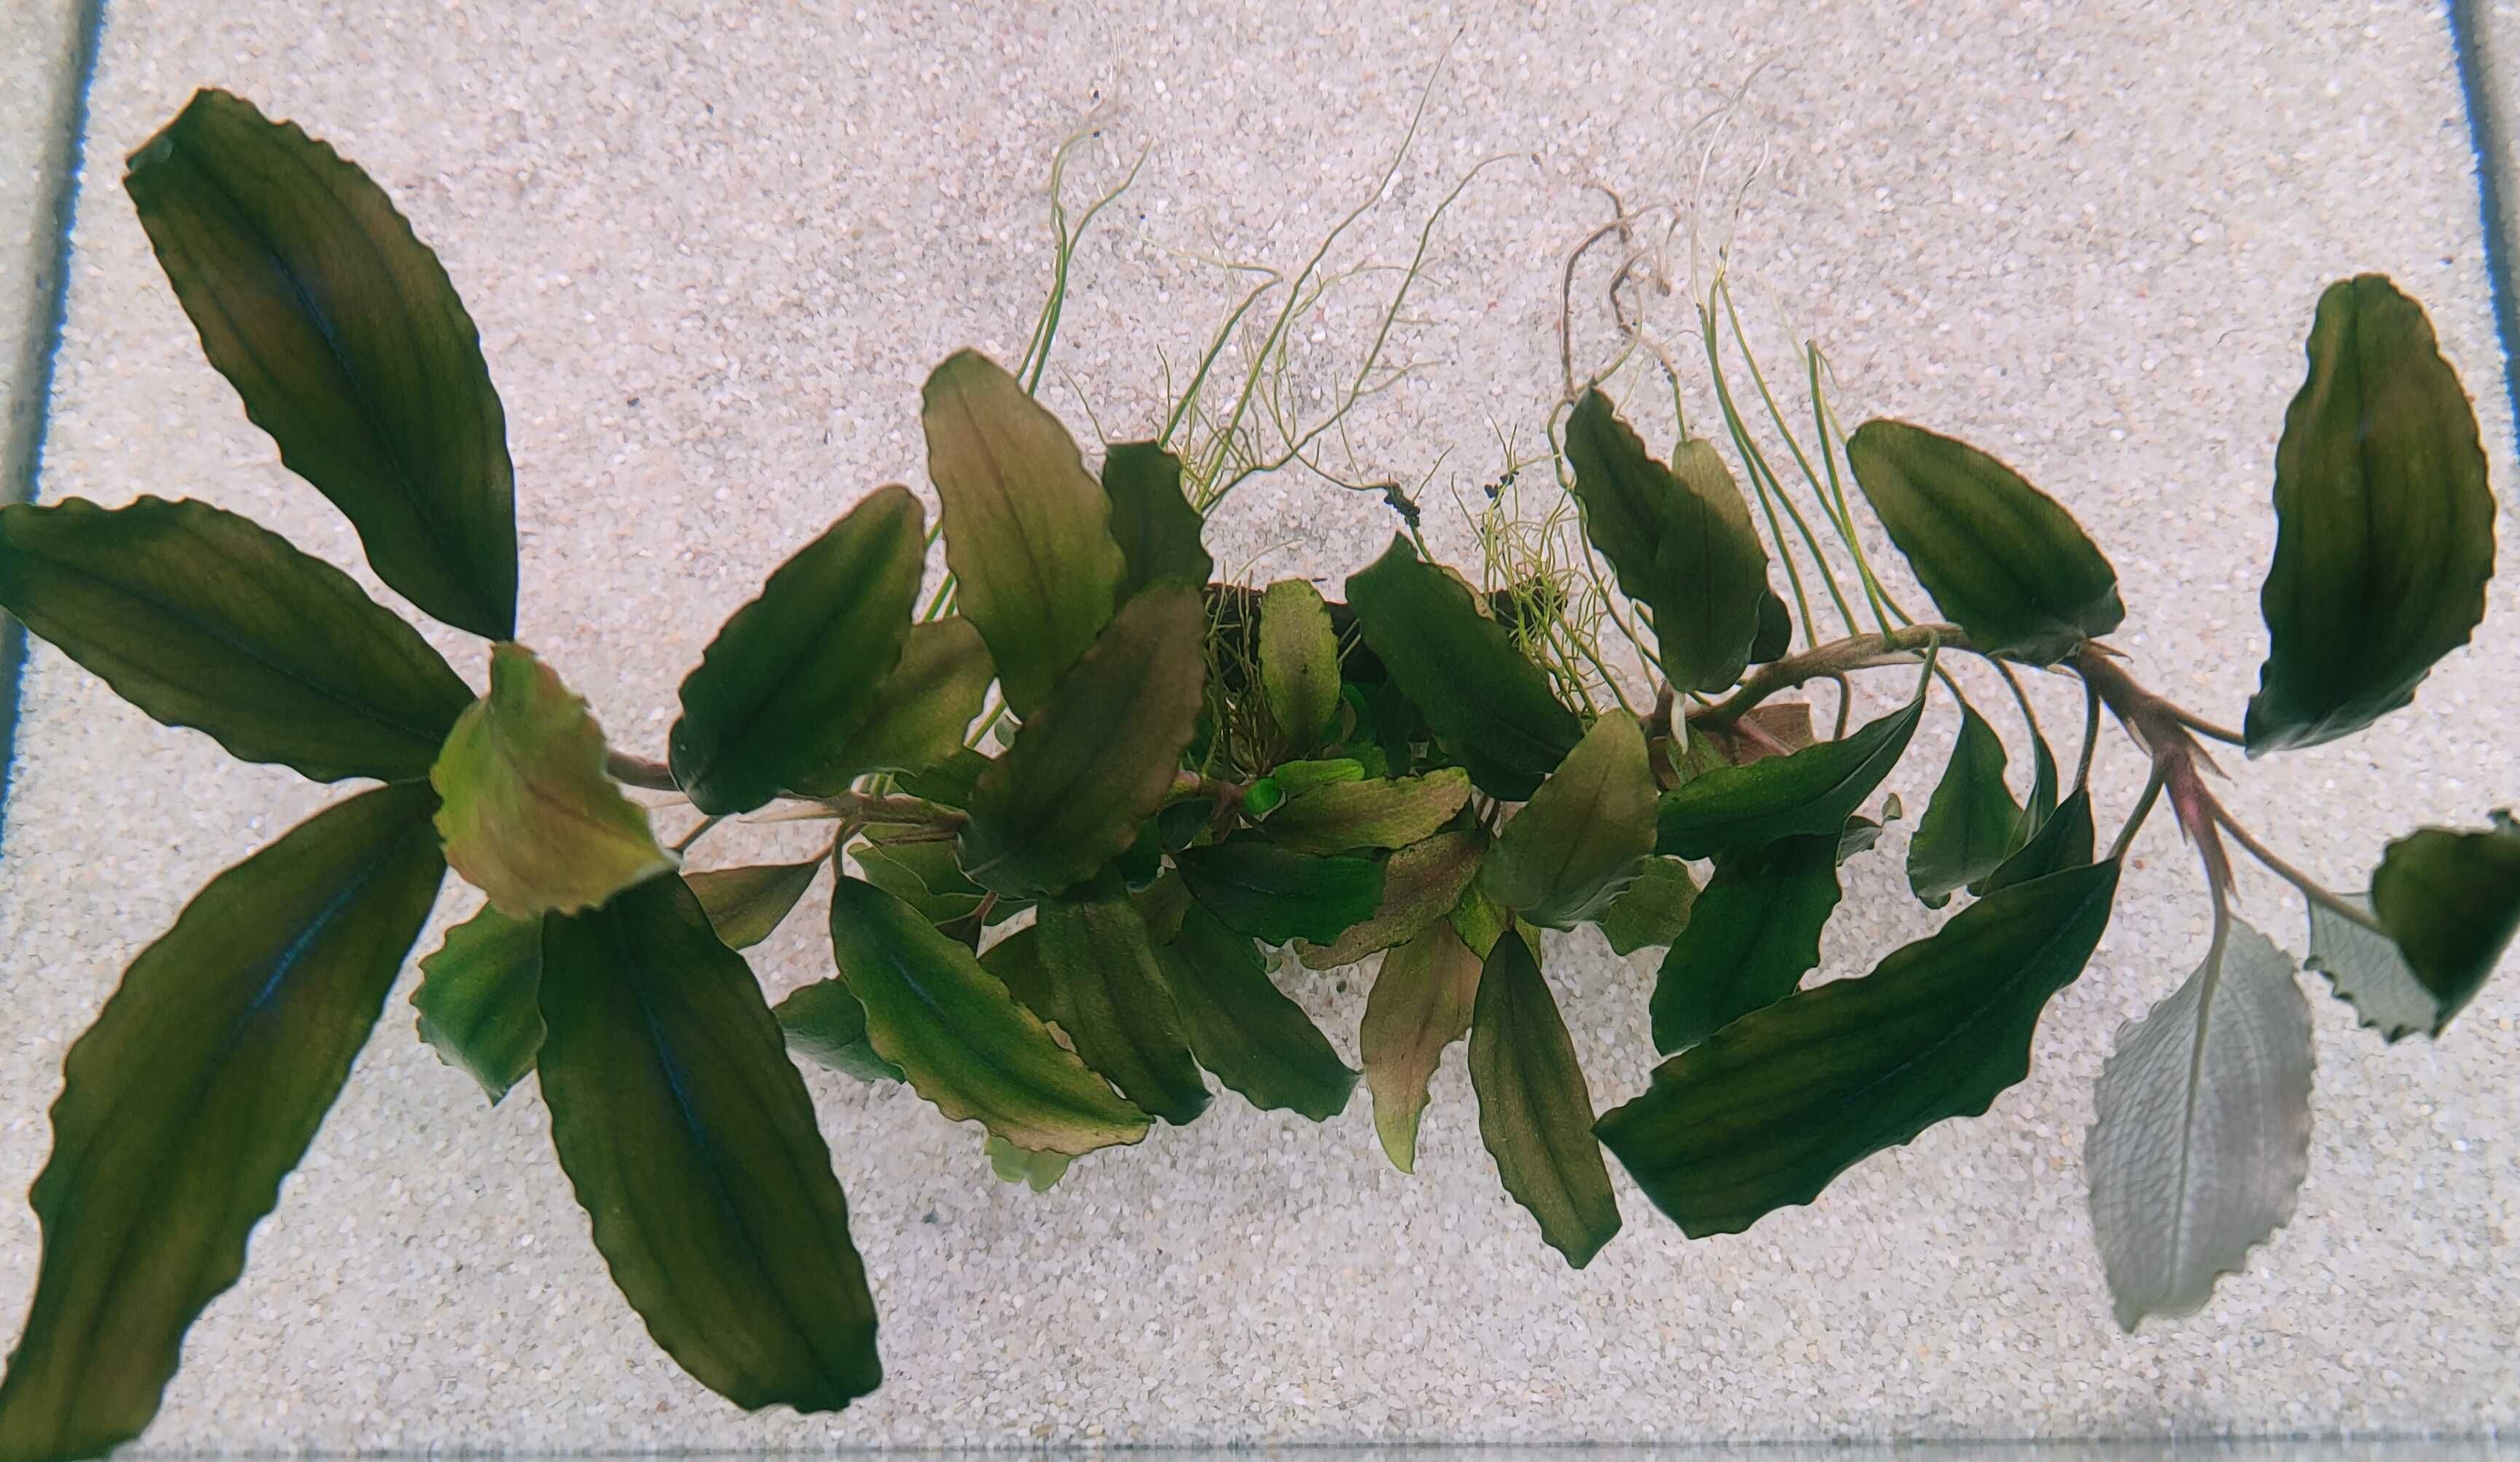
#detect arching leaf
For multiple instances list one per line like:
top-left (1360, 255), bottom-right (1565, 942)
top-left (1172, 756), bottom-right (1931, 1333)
top-left (922, 350), bottom-right (1125, 717)
top-left (413, 903), bottom-right (543, 1103)
top-left (1265, 769), bottom-right (1470, 855)
top-left (1468, 930), bottom-right (1621, 1267)
top-left (1657, 656), bottom-right (1931, 859)
top-left (1360, 919), bottom-right (1482, 1171)
top-left (0, 496), bottom-right (472, 783)
top-left (1482, 712), bottom-right (1657, 928)
top-left (1034, 874), bottom-right (1211, 1126)
top-left (1651, 832), bottom-right (1842, 1055)
top-left (1158, 905), bottom-right (1355, 1121)
top-left (1101, 442), bottom-right (1211, 595)
top-left (1174, 841), bottom-right (1384, 946)
top-left (669, 487), bottom-right (923, 814)
top-left (0, 784), bottom-right (446, 1462)
top-left (1599, 860), bottom-right (2120, 1237)
top-left (124, 90), bottom-right (516, 637)
top-left (1847, 420), bottom-right (2122, 664)
top-left (1907, 703), bottom-right (2023, 907)
top-left (2246, 276), bottom-right (2494, 753)
top-left (1260, 579), bottom-right (1342, 753)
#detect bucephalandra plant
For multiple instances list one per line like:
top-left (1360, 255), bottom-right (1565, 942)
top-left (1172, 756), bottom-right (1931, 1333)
top-left (0, 84), bottom-right (2513, 1460)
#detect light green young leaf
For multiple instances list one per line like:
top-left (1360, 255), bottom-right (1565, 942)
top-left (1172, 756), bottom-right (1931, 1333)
top-left (1483, 712), bottom-right (1658, 928)
top-left (431, 644), bottom-right (675, 919)
top-left (922, 349), bottom-right (1125, 718)
top-left (957, 585), bottom-right (1206, 898)
top-left (2087, 917), bottom-right (2312, 1330)
top-left (2246, 276), bottom-right (2494, 753)
top-left (1265, 769), bottom-right (1470, 855)
top-left (123, 90), bottom-right (516, 637)
top-left (985, 1134), bottom-right (1074, 1192)
top-left (1468, 930), bottom-right (1621, 1267)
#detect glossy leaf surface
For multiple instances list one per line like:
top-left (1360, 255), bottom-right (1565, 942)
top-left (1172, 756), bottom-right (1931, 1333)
top-left (922, 350), bottom-right (1125, 717)
top-left (1174, 841), bottom-right (1384, 946)
top-left (2246, 276), bottom-right (2494, 753)
top-left (826, 876), bottom-right (1148, 1156)
top-left (669, 487), bottom-right (923, 814)
top-left (0, 496), bottom-right (472, 783)
top-left (1657, 661), bottom-right (1928, 860)
top-left (1907, 703), bottom-right (2023, 908)
top-left (1598, 860), bottom-right (2120, 1236)
top-left (125, 90), bottom-right (516, 637)
top-left (540, 875), bottom-right (880, 1412)
top-left (1468, 931), bottom-right (1621, 1267)
top-left (431, 644), bottom-right (675, 918)
top-left (0, 784), bottom-right (445, 1462)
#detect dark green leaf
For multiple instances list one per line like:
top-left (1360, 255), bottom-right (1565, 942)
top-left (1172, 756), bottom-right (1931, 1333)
top-left (853, 836), bottom-right (1026, 943)
top-left (123, 90), bottom-right (516, 637)
top-left (0, 784), bottom-right (445, 1461)
top-left (1346, 535), bottom-right (1580, 799)
top-left (826, 876), bottom-right (1148, 1154)
top-left (1564, 392), bottom-right (1767, 691)
top-left (1260, 580), bottom-right (1342, 753)
top-left (958, 584), bottom-right (1205, 898)
top-left (1483, 712), bottom-right (1658, 928)
top-left (1657, 656), bottom-right (1931, 859)
top-left (1596, 858), bottom-right (1699, 956)
top-left (413, 903), bottom-right (543, 1103)
top-left (1907, 704), bottom-right (2023, 908)
top-left (0, 496), bottom-right (472, 782)
top-left (1296, 829), bottom-right (1487, 969)
top-left (1101, 441), bottom-right (1211, 595)
top-left (896, 746), bottom-right (992, 809)
top-left (1751, 587), bottom-right (1791, 663)
top-left (688, 859), bottom-right (823, 950)
top-left (2246, 275), bottom-right (2496, 753)
top-left (1360, 919), bottom-right (1483, 1171)
top-left (669, 488), bottom-right (923, 814)
top-left (1265, 768), bottom-right (1470, 855)
top-left (1034, 874), bottom-right (1211, 1125)
top-left (1158, 904), bottom-right (1356, 1121)
top-left (2360, 812), bottom-right (2520, 1037)
top-left (1599, 859), bottom-right (2120, 1237)
top-left (922, 349), bottom-right (1125, 718)
top-left (1846, 420), bottom-right (2122, 664)
top-left (1981, 788), bottom-right (2095, 895)
top-left (794, 617), bottom-right (993, 789)
top-left (540, 875), bottom-right (880, 1412)
top-left (1468, 930), bottom-right (1621, 1267)
top-left (1175, 840), bottom-right (1384, 946)
top-left (1651, 833), bottom-right (1842, 1054)
top-left (775, 980), bottom-right (904, 1084)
